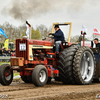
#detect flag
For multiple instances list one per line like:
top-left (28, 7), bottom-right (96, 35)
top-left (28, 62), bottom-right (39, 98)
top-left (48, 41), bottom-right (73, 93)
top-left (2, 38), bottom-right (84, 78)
top-left (93, 27), bottom-right (100, 36)
top-left (0, 28), bottom-right (7, 38)
top-left (4, 39), bottom-right (9, 50)
top-left (82, 25), bottom-right (87, 33)
top-left (81, 25), bottom-right (87, 40)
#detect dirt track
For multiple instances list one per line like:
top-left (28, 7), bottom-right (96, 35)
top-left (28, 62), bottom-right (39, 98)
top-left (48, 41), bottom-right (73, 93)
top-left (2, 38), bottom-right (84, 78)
top-left (0, 80), bottom-right (100, 100)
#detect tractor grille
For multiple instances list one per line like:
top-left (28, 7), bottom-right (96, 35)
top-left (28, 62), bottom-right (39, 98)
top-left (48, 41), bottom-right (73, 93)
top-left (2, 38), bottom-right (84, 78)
top-left (16, 39), bottom-right (29, 60)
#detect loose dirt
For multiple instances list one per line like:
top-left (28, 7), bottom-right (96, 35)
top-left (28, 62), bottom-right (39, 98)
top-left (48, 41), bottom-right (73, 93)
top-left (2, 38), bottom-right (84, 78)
top-left (0, 80), bottom-right (100, 100)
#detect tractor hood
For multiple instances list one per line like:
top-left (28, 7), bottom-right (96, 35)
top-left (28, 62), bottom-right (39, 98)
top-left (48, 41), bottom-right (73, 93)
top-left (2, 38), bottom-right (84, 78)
top-left (16, 38), bottom-right (52, 61)
top-left (29, 39), bottom-right (51, 46)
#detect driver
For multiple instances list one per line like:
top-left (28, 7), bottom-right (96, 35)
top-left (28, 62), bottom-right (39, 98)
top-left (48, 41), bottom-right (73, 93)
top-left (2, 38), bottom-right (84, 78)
top-left (49, 25), bottom-right (65, 55)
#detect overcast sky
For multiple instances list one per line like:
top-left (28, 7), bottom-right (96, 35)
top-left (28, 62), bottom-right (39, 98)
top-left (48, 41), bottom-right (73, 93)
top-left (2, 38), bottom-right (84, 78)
top-left (0, 0), bottom-right (100, 40)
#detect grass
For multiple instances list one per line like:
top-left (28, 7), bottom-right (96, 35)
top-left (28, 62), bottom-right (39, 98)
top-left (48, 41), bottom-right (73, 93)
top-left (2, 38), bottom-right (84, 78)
top-left (13, 73), bottom-right (20, 79)
top-left (14, 73), bottom-right (20, 76)
top-left (0, 62), bottom-right (10, 65)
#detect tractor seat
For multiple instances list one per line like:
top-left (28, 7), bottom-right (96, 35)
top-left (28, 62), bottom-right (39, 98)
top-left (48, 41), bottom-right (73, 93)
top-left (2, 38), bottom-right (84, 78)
top-left (53, 41), bottom-right (68, 52)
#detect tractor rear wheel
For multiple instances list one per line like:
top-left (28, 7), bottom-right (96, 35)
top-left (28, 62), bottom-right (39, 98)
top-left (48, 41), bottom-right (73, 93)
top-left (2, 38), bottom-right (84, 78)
top-left (73, 46), bottom-right (95, 85)
top-left (0, 64), bottom-right (13, 85)
top-left (58, 45), bottom-right (79, 84)
top-left (32, 65), bottom-right (48, 87)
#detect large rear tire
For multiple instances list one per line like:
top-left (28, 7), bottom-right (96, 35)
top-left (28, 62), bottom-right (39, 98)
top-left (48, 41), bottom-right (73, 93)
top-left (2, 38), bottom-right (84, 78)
top-left (32, 65), bottom-right (48, 87)
top-left (73, 46), bottom-right (95, 85)
top-left (58, 45), bottom-right (79, 84)
top-left (0, 64), bottom-right (13, 85)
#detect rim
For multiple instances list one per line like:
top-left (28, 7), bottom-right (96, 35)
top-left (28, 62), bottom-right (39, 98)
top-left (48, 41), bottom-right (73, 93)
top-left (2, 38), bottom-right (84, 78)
top-left (5, 68), bottom-right (12, 81)
top-left (80, 51), bottom-right (94, 82)
top-left (39, 70), bottom-right (46, 83)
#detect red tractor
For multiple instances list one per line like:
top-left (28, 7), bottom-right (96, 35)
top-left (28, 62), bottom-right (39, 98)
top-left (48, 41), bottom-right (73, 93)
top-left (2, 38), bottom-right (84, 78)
top-left (0, 22), bottom-right (96, 86)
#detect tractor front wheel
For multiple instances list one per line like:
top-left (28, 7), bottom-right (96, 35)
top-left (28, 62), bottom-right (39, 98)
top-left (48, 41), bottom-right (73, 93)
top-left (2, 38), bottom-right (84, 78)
top-left (32, 65), bottom-right (48, 87)
top-left (0, 64), bottom-right (13, 85)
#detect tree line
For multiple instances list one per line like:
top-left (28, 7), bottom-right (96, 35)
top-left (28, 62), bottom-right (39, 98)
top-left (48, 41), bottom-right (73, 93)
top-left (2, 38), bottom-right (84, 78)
top-left (0, 21), bottom-right (82, 43)
top-left (0, 22), bottom-right (51, 43)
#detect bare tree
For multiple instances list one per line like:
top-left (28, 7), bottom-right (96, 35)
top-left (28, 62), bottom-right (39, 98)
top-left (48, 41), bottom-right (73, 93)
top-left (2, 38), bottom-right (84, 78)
top-left (36, 24), bottom-right (51, 39)
top-left (0, 22), bottom-right (27, 42)
top-left (70, 35), bottom-right (82, 42)
top-left (0, 22), bottom-right (51, 43)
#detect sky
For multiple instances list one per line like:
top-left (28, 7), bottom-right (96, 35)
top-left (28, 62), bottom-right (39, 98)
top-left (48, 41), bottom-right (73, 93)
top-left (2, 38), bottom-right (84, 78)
top-left (0, 0), bottom-right (100, 40)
